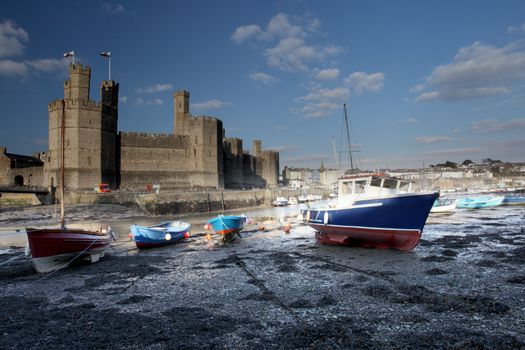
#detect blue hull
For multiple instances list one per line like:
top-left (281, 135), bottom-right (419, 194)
top-left (503, 195), bottom-right (525, 205)
top-left (130, 221), bottom-right (191, 249)
top-left (208, 216), bottom-right (245, 235)
top-left (303, 192), bottom-right (438, 250)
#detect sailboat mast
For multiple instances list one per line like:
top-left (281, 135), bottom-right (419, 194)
top-left (343, 103), bottom-right (354, 171)
top-left (60, 99), bottom-right (65, 229)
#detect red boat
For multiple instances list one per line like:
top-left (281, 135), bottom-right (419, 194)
top-left (26, 228), bottom-right (112, 273)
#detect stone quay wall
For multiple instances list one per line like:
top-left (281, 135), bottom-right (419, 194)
top-left (69, 189), bottom-right (305, 215)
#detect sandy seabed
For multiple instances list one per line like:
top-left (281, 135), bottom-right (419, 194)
top-left (0, 204), bottom-right (524, 349)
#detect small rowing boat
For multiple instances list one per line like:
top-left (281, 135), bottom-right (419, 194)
top-left (130, 221), bottom-right (191, 249)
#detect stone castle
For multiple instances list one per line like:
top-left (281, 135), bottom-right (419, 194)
top-left (0, 64), bottom-right (279, 191)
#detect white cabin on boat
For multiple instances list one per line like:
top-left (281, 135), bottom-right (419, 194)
top-left (336, 174), bottom-right (413, 207)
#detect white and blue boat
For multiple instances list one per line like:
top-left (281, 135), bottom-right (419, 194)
top-left (430, 198), bottom-right (457, 213)
top-left (302, 174), bottom-right (438, 250)
top-left (456, 195), bottom-right (504, 209)
top-left (503, 193), bottom-right (525, 205)
top-left (130, 221), bottom-right (191, 249)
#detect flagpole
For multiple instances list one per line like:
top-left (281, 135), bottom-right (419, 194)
top-left (109, 55), bottom-right (111, 81)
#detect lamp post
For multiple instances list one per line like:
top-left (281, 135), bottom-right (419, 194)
top-left (100, 51), bottom-right (111, 80)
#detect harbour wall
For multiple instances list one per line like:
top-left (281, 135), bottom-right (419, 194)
top-left (66, 188), bottom-right (316, 215)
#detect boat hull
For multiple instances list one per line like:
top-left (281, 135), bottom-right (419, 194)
top-left (130, 222), bottom-right (191, 249)
top-left (26, 228), bottom-right (111, 273)
top-left (208, 216), bottom-right (245, 235)
top-left (503, 194), bottom-right (525, 205)
top-left (303, 192), bottom-right (438, 250)
top-left (456, 195), bottom-right (504, 209)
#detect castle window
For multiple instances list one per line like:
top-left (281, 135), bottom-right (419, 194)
top-left (194, 148), bottom-right (196, 156)
top-left (88, 157), bottom-right (91, 165)
top-left (195, 136), bottom-right (198, 144)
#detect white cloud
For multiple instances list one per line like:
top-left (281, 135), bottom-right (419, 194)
top-left (231, 13), bottom-right (304, 45)
top-left (267, 13), bottom-right (304, 39)
top-left (267, 145), bottom-right (300, 152)
top-left (298, 87), bottom-right (350, 102)
top-left (249, 72), bottom-right (278, 85)
top-left (420, 147), bottom-right (482, 156)
top-left (0, 19), bottom-right (29, 58)
top-left (0, 59), bottom-right (28, 76)
top-left (273, 125), bottom-right (287, 131)
top-left (415, 87), bottom-right (509, 102)
top-left (297, 86), bottom-right (350, 118)
top-left (404, 118), bottom-right (418, 123)
top-left (136, 83), bottom-right (173, 94)
top-left (507, 22), bottom-right (525, 34)
top-left (135, 97), bottom-right (163, 106)
top-left (344, 72), bottom-right (384, 94)
top-left (193, 99), bottom-right (232, 110)
top-left (0, 58), bottom-right (67, 77)
top-left (414, 136), bottom-right (451, 144)
top-left (25, 58), bottom-right (67, 72)
top-left (119, 96), bottom-right (128, 103)
top-left (315, 68), bottom-right (339, 81)
top-left (414, 41), bottom-right (525, 102)
top-left (231, 25), bottom-right (266, 44)
top-left (102, 3), bottom-right (127, 14)
top-left (470, 118), bottom-right (525, 133)
top-left (300, 102), bottom-right (339, 118)
top-left (232, 13), bottom-right (340, 72)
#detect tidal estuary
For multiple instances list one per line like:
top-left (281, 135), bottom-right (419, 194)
top-left (1, 203), bottom-right (524, 348)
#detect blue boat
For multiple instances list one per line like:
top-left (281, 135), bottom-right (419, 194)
top-left (456, 195), bottom-right (504, 209)
top-left (503, 194), bottom-right (525, 205)
top-left (207, 215), bottom-right (246, 236)
top-left (302, 174), bottom-right (438, 250)
top-left (130, 221), bottom-right (191, 249)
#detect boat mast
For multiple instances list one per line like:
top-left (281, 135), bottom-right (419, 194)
top-left (343, 103), bottom-right (354, 172)
top-left (60, 99), bottom-right (66, 229)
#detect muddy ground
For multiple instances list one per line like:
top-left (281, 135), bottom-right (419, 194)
top-left (1, 205), bottom-right (524, 349)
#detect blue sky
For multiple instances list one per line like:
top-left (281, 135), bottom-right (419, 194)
top-left (1, 0), bottom-right (524, 170)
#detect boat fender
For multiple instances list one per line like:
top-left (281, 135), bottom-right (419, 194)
top-left (165, 233), bottom-right (172, 241)
top-left (306, 210), bottom-right (310, 221)
top-left (323, 212), bottom-right (329, 225)
top-left (24, 242), bottom-right (31, 257)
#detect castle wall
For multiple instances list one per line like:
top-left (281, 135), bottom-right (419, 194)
top-left (223, 138), bottom-right (244, 188)
top-left (8, 166), bottom-right (44, 187)
top-left (119, 132), bottom-right (194, 189)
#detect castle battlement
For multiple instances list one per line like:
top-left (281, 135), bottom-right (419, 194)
top-left (120, 132), bottom-right (190, 149)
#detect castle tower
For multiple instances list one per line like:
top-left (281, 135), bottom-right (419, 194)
top-left (100, 80), bottom-right (119, 187)
top-left (45, 64), bottom-right (118, 192)
top-left (173, 90), bottom-right (190, 135)
top-left (252, 140), bottom-right (261, 157)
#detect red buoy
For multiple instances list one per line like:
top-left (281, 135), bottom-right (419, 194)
top-left (183, 232), bottom-right (190, 239)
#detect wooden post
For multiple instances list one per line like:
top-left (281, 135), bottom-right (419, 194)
top-left (220, 190), bottom-right (225, 211)
top-left (207, 192), bottom-right (210, 212)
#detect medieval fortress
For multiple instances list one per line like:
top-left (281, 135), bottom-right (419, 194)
top-left (0, 64), bottom-right (279, 191)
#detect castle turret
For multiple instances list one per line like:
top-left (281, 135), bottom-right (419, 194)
top-left (64, 64), bottom-right (90, 100)
top-left (173, 90), bottom-right (189, 135)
